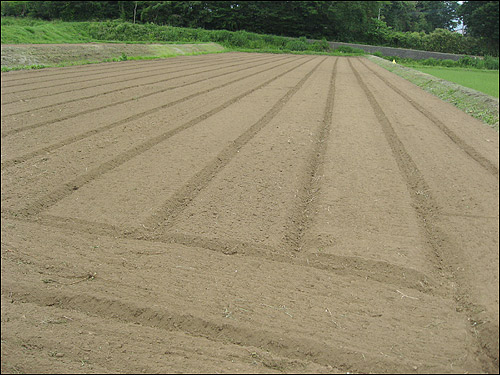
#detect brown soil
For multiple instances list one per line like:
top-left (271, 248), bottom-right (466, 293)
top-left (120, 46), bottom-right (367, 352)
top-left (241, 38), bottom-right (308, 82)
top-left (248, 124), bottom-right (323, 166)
top-left (1, 52), bottom-right (499, 374)
top-left (365, 55), bottom-right (499, 131)
top-left (1, 43), bottom-right (225, 68)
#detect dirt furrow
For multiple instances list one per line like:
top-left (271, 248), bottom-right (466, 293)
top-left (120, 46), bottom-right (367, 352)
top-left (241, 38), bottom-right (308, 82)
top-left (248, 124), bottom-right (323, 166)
top-left (1, 53), bottom-right (267, 106)
top-left (346, 58), bottom-right (441, 268)
top-left (142, 57), bottom-right (328, 235)
top-left (1, 55), bottom-right (287, 137)
top-left (349, 57), bottom-right (498, 372)
top-left (357, 58), bottom-right (499, 166)
top-left (0, 52), bottom-right (239, 86)
top-left (1, 57), bottom-right (312, 218)
top-left (358, 58), bottom-right (499, 177)
top-left (0, 211), bottom-right (441, 295)
top-left (1, 53), bottom-right (497, 374)
top-left (155, 58), bottom-right (333, 252)
top-left (1, 59), bottom-right (151, 83)
top-left (1, 52), bottom-right (267, 85)
top-left (1, 54), bottom-right (274, 118)
top-left (2, 296), bottom-right (319, 375)
top-left (350, 59), bottom-right (498, 220)
top-left (352, 57), bottom-right (499, 322)
top-left (2, 57), bottom-right (315, 217)
top-left (0, 284), bottom-right (412, 373)
top-left (41, 57), bottom-right (324, 228)
top-left (0, 53), bottom-right (245, 95)
top-left (1, 56), bottom-right (307, 168)
top-left (2, 218), bottom-right (475, 373)
top-left (0, 55), bottom-right (222, 88)
top-left (281, 57), bottom-right (338, 252)
top-left (0, 52), bottom-right (233, 84)
top-left (2, 60), bottom-right (209, 95)
top-left (2, 213), bottom-right (436, 295)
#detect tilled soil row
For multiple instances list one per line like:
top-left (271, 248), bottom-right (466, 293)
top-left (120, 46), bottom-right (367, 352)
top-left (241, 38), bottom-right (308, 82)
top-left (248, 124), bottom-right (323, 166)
top-left (1, 55), bottom-right (304, 163)
top-left (349, 58), bottom-right (499, 368)
top-left (1, 53), bottom-right (279, 123)
top-left (0, 51), bottom-right (245, 87)
top-left (1, 55), bottom-right (314, 213)
top-left (0, 49), bottom-right (237, 93)
top-left (1, 53), bottom-right (498, 374)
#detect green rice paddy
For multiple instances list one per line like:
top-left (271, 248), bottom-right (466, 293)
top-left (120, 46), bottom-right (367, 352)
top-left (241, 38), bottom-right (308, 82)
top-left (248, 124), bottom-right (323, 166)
top-left (408, 65), bottom-right (499, 98)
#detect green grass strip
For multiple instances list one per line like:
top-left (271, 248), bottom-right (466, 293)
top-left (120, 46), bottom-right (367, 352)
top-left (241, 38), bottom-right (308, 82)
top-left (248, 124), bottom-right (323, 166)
top-left (405, 65), bottom-right (499, 98)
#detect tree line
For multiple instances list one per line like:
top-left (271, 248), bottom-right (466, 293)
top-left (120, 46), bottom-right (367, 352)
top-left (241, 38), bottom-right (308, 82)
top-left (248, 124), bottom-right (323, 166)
top-left (2, 1), bottom-right (498, 56)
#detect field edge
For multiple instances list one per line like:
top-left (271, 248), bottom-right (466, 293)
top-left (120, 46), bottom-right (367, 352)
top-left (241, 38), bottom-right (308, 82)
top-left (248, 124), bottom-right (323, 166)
top-left (365, 55), bottom-right (499, 131)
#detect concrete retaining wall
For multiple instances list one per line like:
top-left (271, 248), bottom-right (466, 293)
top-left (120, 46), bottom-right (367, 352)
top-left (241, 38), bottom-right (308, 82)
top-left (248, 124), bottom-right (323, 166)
top-left (327, 41), bottom-right (467, 60)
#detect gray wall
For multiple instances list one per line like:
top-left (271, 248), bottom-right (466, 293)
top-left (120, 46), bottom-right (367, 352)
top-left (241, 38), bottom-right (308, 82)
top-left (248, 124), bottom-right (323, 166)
top-left (327, 41), bottom-right (467, 60)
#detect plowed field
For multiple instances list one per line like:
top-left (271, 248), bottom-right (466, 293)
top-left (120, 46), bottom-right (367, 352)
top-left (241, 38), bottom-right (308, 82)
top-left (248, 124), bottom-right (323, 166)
top-left (1, 52), bottom-right (499, 373)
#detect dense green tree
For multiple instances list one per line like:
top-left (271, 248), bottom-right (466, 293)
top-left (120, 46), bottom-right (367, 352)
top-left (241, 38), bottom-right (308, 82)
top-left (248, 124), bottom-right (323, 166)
top-left (415, 1), bottom-right (459, 32)
top-left (1, 1), bottom-right (29, 16)
top-left (459, 1), bottom-right (499, 54)
top-left (2, 0), bottom-right (495, 55)
top-left (371, 1), bottom-right (459, 33)
top-left (0, 1), bottom-right (122, 20)
top-left (379, 1), bottom-right (417, 32)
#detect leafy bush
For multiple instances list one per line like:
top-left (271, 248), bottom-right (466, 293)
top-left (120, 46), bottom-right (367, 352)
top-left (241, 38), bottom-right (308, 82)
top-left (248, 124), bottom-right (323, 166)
top-left (458, 55), bottom-right (476, 67)
top-left (484, 55), bottom-right (499, 70)
top-left (284, 39), bottom-right (309, 51)
top-left (83, 20), bottom-right (342, 54)
top-left (440, 59), bottom-right (456, 67)
top-left (335, 45), bottom-right (364, 54)
top-left (309, 39), bottom-right (330, 52)
top-left (380, 53), bottom-right (499, 71)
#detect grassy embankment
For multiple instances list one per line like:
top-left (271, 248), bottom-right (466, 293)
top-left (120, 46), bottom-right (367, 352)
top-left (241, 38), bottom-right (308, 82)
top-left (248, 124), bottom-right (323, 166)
top-left (0, 16), bottom-right (363, 71)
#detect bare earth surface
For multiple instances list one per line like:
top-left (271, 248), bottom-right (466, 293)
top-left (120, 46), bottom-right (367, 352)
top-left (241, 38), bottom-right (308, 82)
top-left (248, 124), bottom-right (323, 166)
top-left (1, 52), bottom-right (499, 373)
top-left (1, 43), bottom-right (225, 68)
